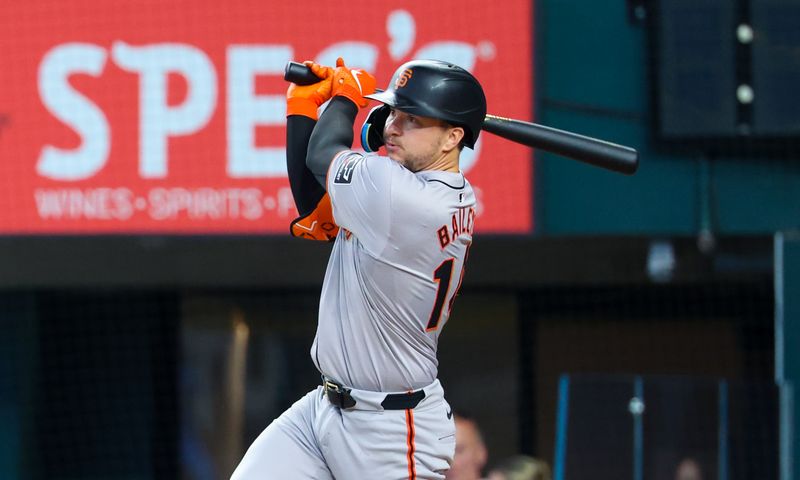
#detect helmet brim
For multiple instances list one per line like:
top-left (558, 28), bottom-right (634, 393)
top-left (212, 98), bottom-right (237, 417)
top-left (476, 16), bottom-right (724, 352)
top-left (365, 90), bottom-right (400, 107)
top-left (364, 90), bottom-right (439, 119)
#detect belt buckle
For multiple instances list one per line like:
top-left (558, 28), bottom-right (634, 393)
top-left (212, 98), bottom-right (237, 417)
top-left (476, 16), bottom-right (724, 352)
top-left (324, 380), bottom-right (342, 394)
top-left (323, 378), bottom-right (356, 409)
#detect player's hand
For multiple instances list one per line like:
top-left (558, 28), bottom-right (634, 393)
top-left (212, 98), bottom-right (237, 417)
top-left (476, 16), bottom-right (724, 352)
top-left (331, 57), bottom-right (376, 109)
top-left (286, 61), bottom-right (334, 120)
top-left (290, 192), bottom-right (339, 241)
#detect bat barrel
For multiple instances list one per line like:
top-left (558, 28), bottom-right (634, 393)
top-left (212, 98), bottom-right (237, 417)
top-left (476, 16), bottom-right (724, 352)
top-left (483, 115), bottom-right (639, 175)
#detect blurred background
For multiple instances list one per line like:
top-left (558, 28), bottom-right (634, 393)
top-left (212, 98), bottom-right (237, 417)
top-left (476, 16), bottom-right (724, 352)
top-left (0, 0), bottom-right (798, 479)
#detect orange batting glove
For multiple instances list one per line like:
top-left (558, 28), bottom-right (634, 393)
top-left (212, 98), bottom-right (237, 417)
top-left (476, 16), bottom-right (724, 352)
top-left (290, 192), bottom-right (339, 241)
top-left (331, 57), bottom-right (376, 109)
top-left (286, 61), bottom-right (335, 120)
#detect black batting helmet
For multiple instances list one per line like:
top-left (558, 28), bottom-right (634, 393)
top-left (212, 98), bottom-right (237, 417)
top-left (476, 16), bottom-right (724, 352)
top-left (365, 60), bottom-right (487, 149)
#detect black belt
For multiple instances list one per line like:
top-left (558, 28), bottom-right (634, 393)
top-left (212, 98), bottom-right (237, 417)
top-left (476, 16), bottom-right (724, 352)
top-left (322, 377), bottom-right (426, 410)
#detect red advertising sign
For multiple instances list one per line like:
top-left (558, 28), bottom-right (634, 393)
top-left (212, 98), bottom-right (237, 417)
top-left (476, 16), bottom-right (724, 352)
top-left (0, 0), bottom-right (533, 234)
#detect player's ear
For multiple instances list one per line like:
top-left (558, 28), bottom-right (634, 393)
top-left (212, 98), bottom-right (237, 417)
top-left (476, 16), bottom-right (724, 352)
top-left (442, 126), bottom-right (465, 153)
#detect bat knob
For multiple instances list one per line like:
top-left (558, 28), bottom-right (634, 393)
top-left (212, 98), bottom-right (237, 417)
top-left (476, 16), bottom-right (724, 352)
top-left (284, 61), bottom-right (322, 86)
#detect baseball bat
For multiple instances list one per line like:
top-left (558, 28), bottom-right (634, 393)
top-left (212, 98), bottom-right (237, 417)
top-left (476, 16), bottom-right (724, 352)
top-left (284, 62), bottom-right (639, 175)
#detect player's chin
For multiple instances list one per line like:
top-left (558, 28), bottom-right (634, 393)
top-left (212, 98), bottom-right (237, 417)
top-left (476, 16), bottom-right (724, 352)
top-left (390, 156), bottom-right (413, 170)
top-left (386, 148), bottom-right (402, 163)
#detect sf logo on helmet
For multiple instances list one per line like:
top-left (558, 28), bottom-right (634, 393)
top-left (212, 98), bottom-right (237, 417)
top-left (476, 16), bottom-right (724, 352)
top-left (395, 68), bottom-right (413, 88)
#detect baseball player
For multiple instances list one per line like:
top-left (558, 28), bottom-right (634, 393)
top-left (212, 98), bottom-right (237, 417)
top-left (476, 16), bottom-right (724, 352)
top-left (231, 57), bottom-right (486, 480)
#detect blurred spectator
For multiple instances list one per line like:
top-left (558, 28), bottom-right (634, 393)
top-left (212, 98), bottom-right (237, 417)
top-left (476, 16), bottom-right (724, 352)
top-left (445, 412), bottom-right (488, 480)
top-left (487, 455), bottom-right (552, 480)
top-left (674, 457), bottom-right (704, 480)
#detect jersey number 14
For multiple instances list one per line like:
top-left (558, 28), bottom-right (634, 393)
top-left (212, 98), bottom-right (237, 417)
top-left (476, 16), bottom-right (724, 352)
top-left (426, 246), bottom-right (470, 332)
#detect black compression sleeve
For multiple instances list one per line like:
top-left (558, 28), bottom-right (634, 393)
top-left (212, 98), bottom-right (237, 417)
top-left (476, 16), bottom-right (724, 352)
top-left (306, 97), bottom-right (358, 187)
top-left (286, 115), bottom-right (326, 216)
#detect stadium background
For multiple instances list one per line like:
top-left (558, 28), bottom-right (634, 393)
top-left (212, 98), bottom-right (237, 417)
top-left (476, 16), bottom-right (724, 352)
top-left (0, 0), bottom-right (798, 478)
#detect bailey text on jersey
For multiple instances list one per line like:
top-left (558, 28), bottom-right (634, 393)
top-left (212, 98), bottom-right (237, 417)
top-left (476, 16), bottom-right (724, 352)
top-left (436, 206), bottom-right (475, 249)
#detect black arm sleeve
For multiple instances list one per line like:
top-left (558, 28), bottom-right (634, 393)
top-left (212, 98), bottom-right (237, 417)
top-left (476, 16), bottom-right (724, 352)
top-left (306, 97), bottom-right (358, 188)
top-left (286, 114), bottom-right (326, 216)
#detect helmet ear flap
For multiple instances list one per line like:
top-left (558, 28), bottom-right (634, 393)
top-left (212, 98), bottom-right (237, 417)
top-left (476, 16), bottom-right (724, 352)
top-left (360, 104), bottom-right (391, 153)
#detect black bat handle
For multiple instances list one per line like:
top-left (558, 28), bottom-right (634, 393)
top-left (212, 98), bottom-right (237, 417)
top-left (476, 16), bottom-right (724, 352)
top-left (284, 61), bottom-right (322, 85)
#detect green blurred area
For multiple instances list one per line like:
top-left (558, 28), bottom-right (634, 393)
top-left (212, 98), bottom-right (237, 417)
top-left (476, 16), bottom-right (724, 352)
top-left (536, 0), bottom-right (800, 236)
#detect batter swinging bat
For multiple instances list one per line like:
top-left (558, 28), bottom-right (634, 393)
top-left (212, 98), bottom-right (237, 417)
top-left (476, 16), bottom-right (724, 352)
top-left (284, 61), bottom-right (639, 175)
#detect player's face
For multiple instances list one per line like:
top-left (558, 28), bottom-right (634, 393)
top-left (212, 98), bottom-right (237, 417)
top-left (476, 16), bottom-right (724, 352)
top-left (383, 108), bottom-right (461, 172)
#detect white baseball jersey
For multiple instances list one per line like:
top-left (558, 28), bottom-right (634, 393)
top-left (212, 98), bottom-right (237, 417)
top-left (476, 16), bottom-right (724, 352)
top-left (232, 150), bottom-right (473, 480)
top-left (312, 150), bottom-right (476, 392)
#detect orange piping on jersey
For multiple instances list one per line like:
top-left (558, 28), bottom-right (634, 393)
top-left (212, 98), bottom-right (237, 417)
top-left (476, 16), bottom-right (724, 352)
top-left (405, 409), bottom-right (417, 480)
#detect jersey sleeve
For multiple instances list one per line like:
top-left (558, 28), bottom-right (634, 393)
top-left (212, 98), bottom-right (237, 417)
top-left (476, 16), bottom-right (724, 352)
top-left (326, 151), bottom-right (395, 249)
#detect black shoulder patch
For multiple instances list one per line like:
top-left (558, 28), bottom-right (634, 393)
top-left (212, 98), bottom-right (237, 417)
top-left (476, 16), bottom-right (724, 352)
top-left (334, 155), bottom-right (363, 184)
